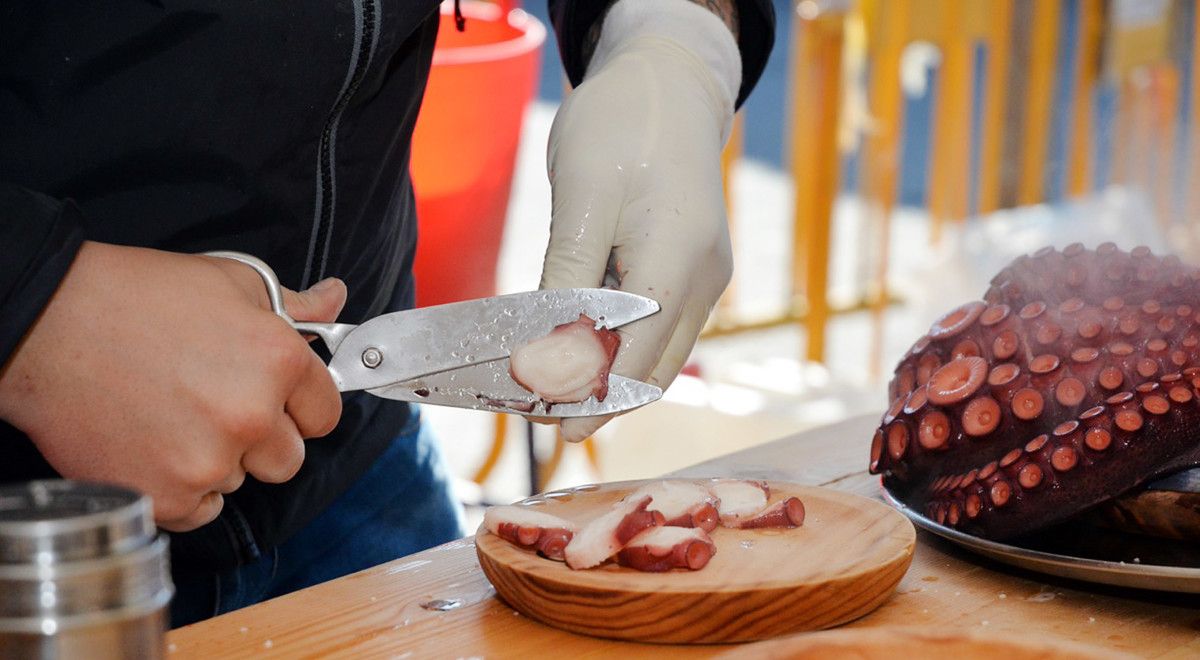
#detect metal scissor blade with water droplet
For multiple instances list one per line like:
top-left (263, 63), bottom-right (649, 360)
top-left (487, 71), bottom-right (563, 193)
top-left (201, 253), bottom-right (662, 417)
top-left (326, 288), bottom-right (659, 393)
top-left (367, 358), bottom-right (663, 417)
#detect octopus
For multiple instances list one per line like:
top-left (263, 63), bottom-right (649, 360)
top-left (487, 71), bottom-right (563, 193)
top-left (509, 314), bottom-right (621, 403)
top-left (564, 494), bottom-right (663, 569)
top-left (487, 479), bottom-right (805, 572)
top-left (871, 243), bottom-right (1200, 540)
top-left (617, 526), bottom-right (717, 572)
top-left (629, 480), bottom-right (721, 532)
top-left (483, 506), bottom-right (577, 561)
top-left (709, 479), bottom-right (806, 529)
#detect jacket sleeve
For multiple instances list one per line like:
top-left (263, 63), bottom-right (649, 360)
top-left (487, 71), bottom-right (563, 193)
top-left (0, 184), bottom-right (85, 369)
top-left (547, 0), bottom-right (776, 109)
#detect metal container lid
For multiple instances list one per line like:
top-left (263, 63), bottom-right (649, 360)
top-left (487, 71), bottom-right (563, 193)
top-left (0, 535), bottom-right (173, 631)
top-left (0, 481), bottom-right (155, 565)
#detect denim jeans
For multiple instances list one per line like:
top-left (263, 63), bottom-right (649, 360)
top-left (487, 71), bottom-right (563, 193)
top-left (169, 411), bottom-right (466, 627)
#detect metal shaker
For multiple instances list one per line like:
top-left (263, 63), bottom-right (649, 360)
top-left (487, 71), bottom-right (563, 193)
top-left (0, 481), bottom-right (173, 659)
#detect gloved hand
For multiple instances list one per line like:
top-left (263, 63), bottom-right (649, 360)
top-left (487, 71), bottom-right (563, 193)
top-left (540, 0), bottom-right (742, 442)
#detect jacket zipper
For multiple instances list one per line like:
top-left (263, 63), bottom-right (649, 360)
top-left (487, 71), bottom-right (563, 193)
top-left (303, 0), bottom-right (380, 288)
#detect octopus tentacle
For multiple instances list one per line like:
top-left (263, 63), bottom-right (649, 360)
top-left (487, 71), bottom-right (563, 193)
top-left (616, 526), bottom-right (717, 572)
top-left (876, 244), bottom-right (1200, 539)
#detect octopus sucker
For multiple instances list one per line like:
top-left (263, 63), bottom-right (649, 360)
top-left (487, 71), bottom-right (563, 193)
top-left (616, 526), bottom-right (717, 572)
top-left (876, 243), bottom-right (1200, 540)
top-left (563, 495), bottom-right (664, 569)
top-left (929, 301), bottom-right (986, 340)
top-left (707, 479), bottom-right (771, 527)
top-left (487, 480), bottom-right (807, 573)
top-left (483, 506), bottom-right (579, 561)
top-left (918, 410), bottom-right (951, 449)
top-left (724, 497), bottom-right (806, 529)
top-left (631, 480), bottom-right (722, 533)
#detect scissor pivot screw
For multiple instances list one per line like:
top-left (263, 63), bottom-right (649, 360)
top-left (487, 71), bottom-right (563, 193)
top-left (361, 347), bottom-right (383, 369)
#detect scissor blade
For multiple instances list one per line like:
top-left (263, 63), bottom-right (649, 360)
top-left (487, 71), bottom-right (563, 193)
top-left (327, 289), bottom-right (659, 393)
top-left (367, 358), bottom-right (663, 417)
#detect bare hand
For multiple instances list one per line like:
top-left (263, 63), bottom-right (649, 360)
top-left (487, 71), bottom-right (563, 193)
top-left (0, 242), bottom-right (346, 531)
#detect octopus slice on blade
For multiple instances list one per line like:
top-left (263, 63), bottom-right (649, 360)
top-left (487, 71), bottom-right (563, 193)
top-left (510, 314), bottom-right (621, 403)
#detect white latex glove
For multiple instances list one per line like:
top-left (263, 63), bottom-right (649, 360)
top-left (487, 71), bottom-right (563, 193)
top-left (540, 0), bottom-right (742, 442)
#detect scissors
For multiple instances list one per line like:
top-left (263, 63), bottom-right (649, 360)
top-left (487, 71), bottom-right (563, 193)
top-left (206, 252), bottom-right (664, 417)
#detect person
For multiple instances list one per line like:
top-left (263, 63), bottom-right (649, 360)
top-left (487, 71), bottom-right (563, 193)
top-left (0, 0), bottom-right (774, 626)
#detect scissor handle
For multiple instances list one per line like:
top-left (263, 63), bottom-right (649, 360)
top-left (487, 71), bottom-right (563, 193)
top-left (203, 251), bottom-right (356, 352)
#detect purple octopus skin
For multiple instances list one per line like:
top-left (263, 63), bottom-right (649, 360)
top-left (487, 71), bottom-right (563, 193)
top-left (871, 243), bottom-right (1200, 540)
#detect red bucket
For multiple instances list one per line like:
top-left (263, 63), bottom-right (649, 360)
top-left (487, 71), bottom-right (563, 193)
top-left (410, 1), bottom-right (546, 307)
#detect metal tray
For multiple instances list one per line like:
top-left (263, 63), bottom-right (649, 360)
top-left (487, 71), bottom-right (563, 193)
top-left (879, 483), bottom-right (1200, 593)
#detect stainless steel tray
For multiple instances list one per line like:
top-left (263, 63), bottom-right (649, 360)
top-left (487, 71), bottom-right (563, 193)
top-left (879, 482), bottom-right (1200, 593)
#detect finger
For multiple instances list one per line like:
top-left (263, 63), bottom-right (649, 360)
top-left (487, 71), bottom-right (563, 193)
top-left (558, 290), bottom-right (698, 445)
top-left (539, 170), bottom-right (623, 291)
top-left (241, 414), bottom-right (306, 484)
top-left (555, 308), bottom-right (700, 444)
top-left (604, 256), bottom-right (692, 384)
top-left (285, 349), bottom-right (343, 438)
top-left (606, 228), bottom-right (730, 385)
top-left (557, 260), bottom-right (723, 443)
top-left (284, 277), bottom-right (347, 323)
top-left (158, 492), bottom-right (224, 533)
top-left (643, 298), bottom-right (716, 389)
top-left (216, 466), bottom-right (246, 494)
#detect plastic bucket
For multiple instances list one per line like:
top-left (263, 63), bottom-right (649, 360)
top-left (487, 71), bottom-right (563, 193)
top-left (410, 1), bottom-right (546, 307)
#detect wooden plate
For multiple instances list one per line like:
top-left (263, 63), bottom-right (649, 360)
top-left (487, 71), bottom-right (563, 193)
top-left (475, 479), bottom-right (916, 644)
top-left (714, 627), bottom-right (1136, 659)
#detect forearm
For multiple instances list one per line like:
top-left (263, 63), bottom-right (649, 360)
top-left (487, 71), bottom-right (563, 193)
top-left (693, 0), bottom-right (739, 36)
top-left (581, 0), bottom-right (739, 68)
top-left (0, 184), bottom-right (85, 375)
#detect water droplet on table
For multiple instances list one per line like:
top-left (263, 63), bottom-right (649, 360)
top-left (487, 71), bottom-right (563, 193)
top-left (420, 598), bottom-right (464, 612)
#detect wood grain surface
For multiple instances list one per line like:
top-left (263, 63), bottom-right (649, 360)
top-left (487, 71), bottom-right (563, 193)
top-left (714, 626), bottom-right (1137, 659)
top-left (476, 480), bottom-right (915, 643)
top-left (167, 414), bottom-right (1200, 658)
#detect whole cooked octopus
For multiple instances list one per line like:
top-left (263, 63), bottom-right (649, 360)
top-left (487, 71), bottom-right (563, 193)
top-left (871, 243), bottom-right (1200, 540)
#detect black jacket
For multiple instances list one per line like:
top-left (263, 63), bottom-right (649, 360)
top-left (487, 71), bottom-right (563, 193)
top-left (0, 0), bottom-right (774, 573)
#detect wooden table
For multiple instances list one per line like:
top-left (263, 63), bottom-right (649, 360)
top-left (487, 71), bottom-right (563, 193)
top-left (168, 414), bottom-right (1200, 658)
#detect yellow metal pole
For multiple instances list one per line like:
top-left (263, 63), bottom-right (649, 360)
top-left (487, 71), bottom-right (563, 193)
top-left (583, 435), bottom-right (600, 472)
top-left (722, 113), bottom-right (744, 211)
top-left (715, 113), bottom-right (745, 327)
top-left (977, 0), bottom-right (1013, 215)
top-left (927, 0), bottom-right (972, 236)
top-left (1017, 0), bottom-right (1060, 206)
top-left (862, 0), bottom-right (909, 377)
top-left (790, 4), bottom-right (847, 363)
top-left (1191, 1), bottom-right (1200, 225)
top-left (471, 414), bottom-right (509, 485)
top-left (1151, 65), bottom-right (1180, 228)
top-left (1067, 0), bottom-right (1103, 197)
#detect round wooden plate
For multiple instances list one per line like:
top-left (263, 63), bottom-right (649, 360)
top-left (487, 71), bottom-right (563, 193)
top-left (475, 479), bottom-right (916, 644)
top-left (713, 627), bottom-right (1136, 659)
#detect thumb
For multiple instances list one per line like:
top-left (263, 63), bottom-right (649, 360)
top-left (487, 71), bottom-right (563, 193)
top-left (285, 277), bottom-right (347, 323)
